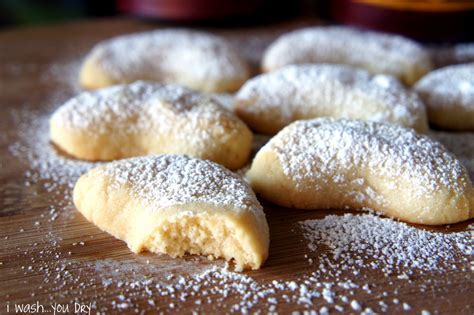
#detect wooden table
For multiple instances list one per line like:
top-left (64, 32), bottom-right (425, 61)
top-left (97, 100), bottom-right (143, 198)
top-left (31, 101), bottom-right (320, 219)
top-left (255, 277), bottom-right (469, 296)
top-left (1, 18), bottom-right (473, 314)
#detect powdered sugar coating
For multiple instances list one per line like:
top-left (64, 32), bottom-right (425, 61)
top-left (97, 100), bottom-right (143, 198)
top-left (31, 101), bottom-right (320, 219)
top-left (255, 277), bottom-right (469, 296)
top-left (414, 63), bottom-right (474, 111)
top-left (263, 26), bottom-right (432, 85)
top-left (235, 64), bottom-right (427, 133)
top-left (264, 118), bottom-right (470, 197)
top-left (82, 29), bottom-right (249, 92)
top-left (50, 80), bottom-right (244, 152)
top-left (101, 155), bottom-right (265, 221)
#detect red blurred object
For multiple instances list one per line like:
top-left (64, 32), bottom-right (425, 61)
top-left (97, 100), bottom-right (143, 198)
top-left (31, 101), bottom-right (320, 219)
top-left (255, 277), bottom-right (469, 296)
top-left (329, 0), bottom-right (474, 42)
top-left (118, 0), bottom-right (292, 22)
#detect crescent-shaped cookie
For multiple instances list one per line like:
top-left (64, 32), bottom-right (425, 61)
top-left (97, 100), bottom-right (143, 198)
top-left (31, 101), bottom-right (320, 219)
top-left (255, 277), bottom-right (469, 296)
top-left (50, 81), bottom-right (252, 170)
top-left (247, 118), bottom-right (473, 225)
top-left (262, 26), bottom-right (432, 86)
top-left (73, 154), bottom-right (269, 270)
top-left (80, 29), bottom-right (250, 93)
top-left (234, 64), bottom-right (428, 134)
top-left (414, 63), bottom-right (474, 131)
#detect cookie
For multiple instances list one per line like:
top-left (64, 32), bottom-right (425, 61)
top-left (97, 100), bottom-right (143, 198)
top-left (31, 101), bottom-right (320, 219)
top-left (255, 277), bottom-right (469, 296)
top-left (262, 26), bottom-right (432, 86)
top-left (50, 81), bottom-right (252, 170)
top-left (414, 63), bottom-right (474, 131)
top-left (431, 131), bottom-right (474, 180)
top-left (235, 64), bottom-right (428, 134)
top-left (247, 118), bottom-right (473, 225)
top-left (431, 43), bottom-right (474, 68)
top-left (73, 155), bottom-right (269, 270)
top-left (80, 29), bottom-right (250, 93)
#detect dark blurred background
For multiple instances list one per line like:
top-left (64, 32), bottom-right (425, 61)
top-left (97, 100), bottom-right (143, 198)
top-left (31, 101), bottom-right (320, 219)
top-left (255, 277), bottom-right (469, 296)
top-left (0, 0), bottom-right (313, 28)
top-left (1, 0), bottom-right (474, 42)
top-left (0, 0), bottom-right (116, 27)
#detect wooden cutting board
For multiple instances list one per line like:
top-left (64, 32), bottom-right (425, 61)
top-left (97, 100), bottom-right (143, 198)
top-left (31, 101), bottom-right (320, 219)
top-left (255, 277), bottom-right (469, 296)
top-left (0, 18), bottom-right (473, 314)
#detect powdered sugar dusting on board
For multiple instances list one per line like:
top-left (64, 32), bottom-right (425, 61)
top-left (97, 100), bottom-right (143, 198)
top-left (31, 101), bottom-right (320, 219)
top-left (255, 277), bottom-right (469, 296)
top-left (88, 261), bottom-right (377, 313)
top-left (263, 26), bottom-right (432, 84)
top-left (4, 32), bottom-right (473, 315)
top-left (235, 64), bottom-right (426, 131)
top-left (300, 213), bottom-right (473, 275)
top-left (101, 155), bottom-right (264, 219)
top-left (7, 58), bottom-right (94, 192)
top-left (263, 118), bottom-right (469, 197)
top-left (12, 99), bottom-right (466, 313)
top-left (9, 109), bottom-right (97, 191)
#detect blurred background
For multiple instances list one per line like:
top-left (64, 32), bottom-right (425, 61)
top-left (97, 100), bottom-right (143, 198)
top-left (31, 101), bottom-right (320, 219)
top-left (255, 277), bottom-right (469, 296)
top-left (1, 0), bottom-right (474, 42)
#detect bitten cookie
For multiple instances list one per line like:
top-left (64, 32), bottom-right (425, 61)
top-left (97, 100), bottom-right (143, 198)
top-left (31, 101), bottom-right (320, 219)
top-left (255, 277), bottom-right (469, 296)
top-left (80, 29), bottom-right (250, 93)
top-left (73, 155), bottom-right (270, 270)
top-left (235, 64), bottom-right (428, 134)
top-left (50, 81), bottom-right (252, 170)
top-left (414, 63), bottom-right (474, 131)
top-left (262, 26), bottom-right (432, 86)
top-left (247, 118), bottom-right (473, 225)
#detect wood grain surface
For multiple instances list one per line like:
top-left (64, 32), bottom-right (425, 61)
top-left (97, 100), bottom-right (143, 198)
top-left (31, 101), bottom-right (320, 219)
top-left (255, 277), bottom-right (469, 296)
top-left (0, 18), bottom-right (473, 314)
